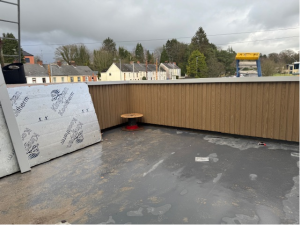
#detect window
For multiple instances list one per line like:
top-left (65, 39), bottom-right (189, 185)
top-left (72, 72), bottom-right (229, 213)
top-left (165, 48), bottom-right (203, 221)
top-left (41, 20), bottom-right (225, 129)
top-left (25, 58), bottom-right (30, 63)
top-left (294, 63), bottom-right (299, 70)
top-left (109, 73), bottom-right (111, 76)
top-left (77, 77), bottom-right (81, 82)
top-left (290, 66), bottom-right (293, 70)
top-left (70, 77), bottom-right (74, 82)
top-left (92, 77), bottom-right (94, 81)
top-left (61, 77), bottom-right (64, 82)
top-left (53, 77), bottom-right (56, 83)
top-left (32, 78), bottom-right (36, 83)
top-left (42, 78), bottom-right (46, 83)
top-left (86, 76), bottom-right (88, 81)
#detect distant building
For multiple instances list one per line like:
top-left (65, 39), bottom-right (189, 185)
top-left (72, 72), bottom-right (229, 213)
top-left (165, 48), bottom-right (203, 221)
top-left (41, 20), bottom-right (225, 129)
top-left (101, 62), bottom-right (167, 81)
top-left (23, 50), bottom-right (34, 64)
top-left (49, 61), bottom-right (98, 83)
top-left (159, 62), bottom-right (181, 80)
top-left (24, 60), bottom-right (97, 84)
top-left (24, 61), bottom-right (50, 84)
top-left (284, 62), bottom-right (299, 75)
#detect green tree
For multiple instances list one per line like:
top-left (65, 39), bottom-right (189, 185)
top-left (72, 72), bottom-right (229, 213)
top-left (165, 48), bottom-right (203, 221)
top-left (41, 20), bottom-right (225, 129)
top-left (142, 76), bottom-right (147, 80)
top-left (135, 43), bottom-right (144, 62)
top-left (187, 50), bottom-right (207, 78)
top-left (160, 45), bottom-right (168, 63)
top-left (2, 33), bottom-right (24, 63)
top-left (146, 50), bottom-right (153, 63)
top-left (76, 45), bottom-right (90, 66)
top-left (190, 27), bottom-right (211, 59)
top-left (102, 37), bottom-right (116, 53)
top-left (215, 47), bottom-right (236, 75)
top-left (93, 49), bottom-right (114, 74)
top-left (207, 57), bottom-right (225, 77)
top-left (119, 46), bottom-right (130, 59)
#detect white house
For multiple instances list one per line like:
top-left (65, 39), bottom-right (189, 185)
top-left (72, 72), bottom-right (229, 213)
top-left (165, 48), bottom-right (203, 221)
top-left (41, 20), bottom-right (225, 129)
top-left (101, 62), bottom-right (167, 81)
top-left (159, 62), bottom-right (181, 80)
top-left (24, 63), bottom-right (50, 84)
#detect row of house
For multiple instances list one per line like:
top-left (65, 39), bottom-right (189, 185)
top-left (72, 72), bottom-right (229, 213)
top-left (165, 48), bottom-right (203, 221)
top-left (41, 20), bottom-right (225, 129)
top-left (101, 62), bottom-right (181, 81)
top-left (24, 61), bottom-right (98, 84)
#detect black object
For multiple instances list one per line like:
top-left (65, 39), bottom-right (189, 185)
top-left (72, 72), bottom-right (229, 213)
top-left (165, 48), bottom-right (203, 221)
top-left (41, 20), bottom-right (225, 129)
top-left (2, 63), bottom-right (27, 84)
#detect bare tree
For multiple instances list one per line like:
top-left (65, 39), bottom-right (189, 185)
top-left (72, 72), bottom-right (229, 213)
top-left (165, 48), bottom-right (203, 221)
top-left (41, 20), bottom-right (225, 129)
top-left (55, 44), bottom-right (90, 65)
top-left (261, 58), bottom-right (276, 76)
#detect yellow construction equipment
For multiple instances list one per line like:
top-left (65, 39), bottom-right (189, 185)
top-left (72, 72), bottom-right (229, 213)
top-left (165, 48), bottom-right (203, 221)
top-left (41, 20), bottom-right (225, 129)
top-left (235, 52), bottom-right (262, 77)
top-left (236, 53), bottom-right (260, 60)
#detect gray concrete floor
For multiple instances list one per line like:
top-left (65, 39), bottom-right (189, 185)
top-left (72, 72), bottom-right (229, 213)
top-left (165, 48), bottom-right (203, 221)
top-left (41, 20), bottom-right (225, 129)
top-left (0, 125), bottom-right (299, 224)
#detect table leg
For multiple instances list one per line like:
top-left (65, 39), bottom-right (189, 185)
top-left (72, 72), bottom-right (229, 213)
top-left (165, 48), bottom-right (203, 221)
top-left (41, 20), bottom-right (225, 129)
top-left (126, 118), bottom-right (139, 130)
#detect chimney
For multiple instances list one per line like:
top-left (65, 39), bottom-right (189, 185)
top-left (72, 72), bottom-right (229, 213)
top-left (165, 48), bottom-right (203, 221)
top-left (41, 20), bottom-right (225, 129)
top-left (130, 61), bottom-right (134, 65)
top-left (137, 61), bottom-right (140, 64)
top-left (70, 61), bottom-right (76, 66)
top-left (57, 61), bottom-right (62, 67)
top-left (165, 61), bottom-right (168, 63)
top-left (173, 62), bottom-right (176, 65)
top-left (37, 60), bottom-right (43, 65)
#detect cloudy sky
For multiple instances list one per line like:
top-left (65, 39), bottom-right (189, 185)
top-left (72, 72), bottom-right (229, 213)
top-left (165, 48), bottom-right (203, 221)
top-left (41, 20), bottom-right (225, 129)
top-left (1, 0), bottom-right (299, 63)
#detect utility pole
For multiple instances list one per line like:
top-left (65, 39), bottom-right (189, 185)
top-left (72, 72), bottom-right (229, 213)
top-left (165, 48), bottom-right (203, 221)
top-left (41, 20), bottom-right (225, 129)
top-left (133, 61), bottom-right (135, 79)
top-left (196, 56), bottom-right (198, 77)
top-left (156, 58), bottom-right (158, 80)
top-left (146, 60), bottom-right (148, 80)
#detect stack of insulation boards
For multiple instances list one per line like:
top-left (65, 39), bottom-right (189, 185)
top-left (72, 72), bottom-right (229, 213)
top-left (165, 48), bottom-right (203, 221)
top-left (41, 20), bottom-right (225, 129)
top-left (0, 83), bottom-right (101, 178)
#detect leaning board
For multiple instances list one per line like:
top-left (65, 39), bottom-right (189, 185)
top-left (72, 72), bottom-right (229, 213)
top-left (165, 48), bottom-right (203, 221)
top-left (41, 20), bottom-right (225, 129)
top-left (0, 83), bottom-right (101, 178)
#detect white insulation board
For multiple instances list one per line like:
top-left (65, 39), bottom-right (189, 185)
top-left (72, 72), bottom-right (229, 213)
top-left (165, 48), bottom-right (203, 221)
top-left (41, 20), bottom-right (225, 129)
top-left (0, 83), bottom-right (101, 177)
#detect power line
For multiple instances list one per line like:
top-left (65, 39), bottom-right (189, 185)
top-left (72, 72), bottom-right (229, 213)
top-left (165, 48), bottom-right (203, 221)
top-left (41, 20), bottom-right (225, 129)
top-left (215, 35), bottom-right (299, 46)
top-left (22, 27), bottom-right (299, 47)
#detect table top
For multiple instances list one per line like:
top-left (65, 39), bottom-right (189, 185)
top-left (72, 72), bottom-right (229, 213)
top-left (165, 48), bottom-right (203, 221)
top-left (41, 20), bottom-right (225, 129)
top-left (121, 113), bottom-right (143, 118)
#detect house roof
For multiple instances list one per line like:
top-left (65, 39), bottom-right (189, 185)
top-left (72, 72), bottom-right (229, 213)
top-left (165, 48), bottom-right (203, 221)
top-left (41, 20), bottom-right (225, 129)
top-left (161, 62), bottom-right (180, 69)
top-left (24, 64), bottom-right (48, 77)
top-left (22, 50), bottom-right (34, 56)
top-left (115, 63), bottom-right (162, 72)
top-left (49, 65), bottom-right (94, 76)
top-left (74, 66), bottom-right (94, 75)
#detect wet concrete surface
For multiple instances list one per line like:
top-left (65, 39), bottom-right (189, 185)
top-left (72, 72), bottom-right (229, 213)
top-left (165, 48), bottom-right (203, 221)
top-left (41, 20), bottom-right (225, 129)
top-left (0, 125), bottom-right (299, 224)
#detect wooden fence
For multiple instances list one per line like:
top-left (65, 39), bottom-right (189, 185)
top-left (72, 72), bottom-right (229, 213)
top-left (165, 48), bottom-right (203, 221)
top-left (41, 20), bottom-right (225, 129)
top-left (89, 78), bottom-right (299, 142)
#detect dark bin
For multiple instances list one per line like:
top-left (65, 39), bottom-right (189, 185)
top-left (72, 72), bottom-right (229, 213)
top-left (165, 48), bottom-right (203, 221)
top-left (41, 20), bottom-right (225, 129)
top-left (2, 63), bottom-right (27, 84)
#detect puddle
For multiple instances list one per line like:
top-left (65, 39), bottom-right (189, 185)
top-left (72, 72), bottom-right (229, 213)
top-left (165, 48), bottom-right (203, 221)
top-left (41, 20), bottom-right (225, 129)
top-left (283, 161), bottom-right (299, 224)
top-left (147, 204), bottom-right (171, 215)
top-left (222, 214), bottom-right (259, 224)
top-left (101, 216), bottom-right (115, 224)
top-left (204, 135), bottom-right (299, 151)
top-left (127, 207), bottom-right (143, 217)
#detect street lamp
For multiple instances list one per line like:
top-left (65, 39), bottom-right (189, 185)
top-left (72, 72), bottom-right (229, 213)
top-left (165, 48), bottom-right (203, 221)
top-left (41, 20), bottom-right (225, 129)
top-left (196, 56), bottom-right (198, 77)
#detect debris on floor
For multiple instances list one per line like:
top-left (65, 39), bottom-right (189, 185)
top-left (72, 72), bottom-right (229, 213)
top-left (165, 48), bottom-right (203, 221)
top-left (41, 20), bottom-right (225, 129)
top-left (258, 142), bottom-right (266, 146)
top-left (291, 152), bottom-right (299, 157)
top-left (195, 157), bottom-right (209, 162)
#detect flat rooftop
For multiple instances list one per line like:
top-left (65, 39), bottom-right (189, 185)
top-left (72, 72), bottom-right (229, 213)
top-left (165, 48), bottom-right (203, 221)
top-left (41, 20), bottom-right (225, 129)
top-left (0, 126), bottom-right (299, 224)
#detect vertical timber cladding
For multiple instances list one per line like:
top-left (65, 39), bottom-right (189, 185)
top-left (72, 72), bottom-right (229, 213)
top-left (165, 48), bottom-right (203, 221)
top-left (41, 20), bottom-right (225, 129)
top-left (88, 84), bottom-right (129, 129)
top-left (128, 82), bottom-right (299, 142)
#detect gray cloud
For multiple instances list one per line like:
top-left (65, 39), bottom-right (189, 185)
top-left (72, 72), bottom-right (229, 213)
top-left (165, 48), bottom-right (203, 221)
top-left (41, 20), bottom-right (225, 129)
top-left (1, 0), bottom-right (299, 63)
